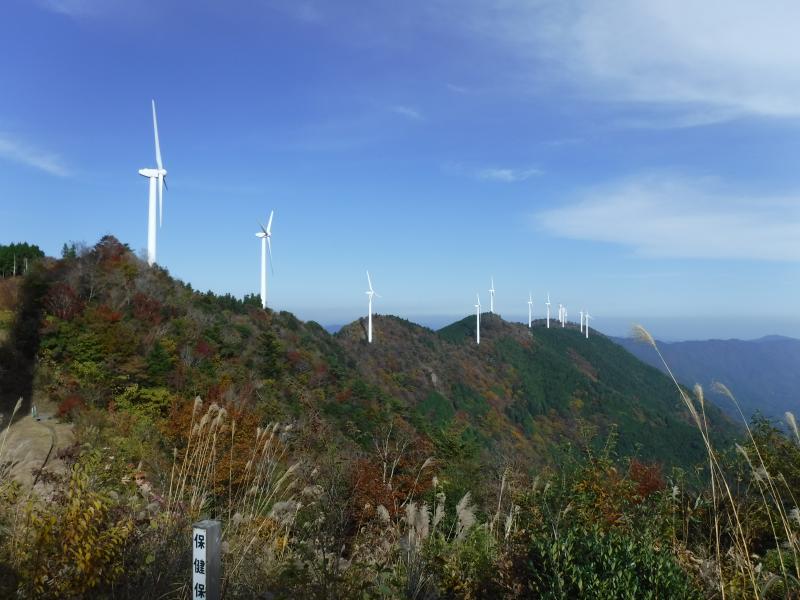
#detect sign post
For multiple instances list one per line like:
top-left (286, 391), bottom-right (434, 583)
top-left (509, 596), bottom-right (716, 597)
top-left (192, 519), bottom-right (221, 599)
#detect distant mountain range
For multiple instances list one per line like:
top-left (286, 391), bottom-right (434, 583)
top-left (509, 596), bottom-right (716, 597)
top-left (612, 335), bottom-right (800, 422)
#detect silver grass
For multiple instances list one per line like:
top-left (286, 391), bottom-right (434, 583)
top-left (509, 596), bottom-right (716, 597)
top-left (455, 492), bottom-right (476, 541)
top-left (786, 412), bottom-right (799, 446)
top-left (632, 324), bottom-right (655, 348)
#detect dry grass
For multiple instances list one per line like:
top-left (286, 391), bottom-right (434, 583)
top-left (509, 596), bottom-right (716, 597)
top-left (162, 398), bottom-right (301, 596)
top-left (634, 324), bottom-right (800, 598)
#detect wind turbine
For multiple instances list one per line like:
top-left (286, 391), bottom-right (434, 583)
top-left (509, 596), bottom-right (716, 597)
top-left (579, 310), bottom-right (584, 334)
top-left (475, 294), bottom-right (481, 344)
top-left (489, 277), bottom-right (496, 314)
top-left (527, 292), bottom-right (533, 328)
top-left (563, 307), bottom-right (567, 327)
top-left (255, 210), bottom-right (274, 309)
top-left (138, 100), bottom-right (168, 266)
top-left (366, 271), bottom-right (380, 343)
top-left (558, 303), bottom-right (563, 327)
top-left (546, 292), bottom-right (551, 328)
top-left (585, 312), bottom-right (592, 339)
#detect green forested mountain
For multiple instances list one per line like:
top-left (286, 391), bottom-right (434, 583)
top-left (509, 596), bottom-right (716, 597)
top-left (1, 236), bottom-right (735, 474)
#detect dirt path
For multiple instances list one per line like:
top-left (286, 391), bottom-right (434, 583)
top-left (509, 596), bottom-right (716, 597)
top-left (1, 413), bottom-right (74, 491)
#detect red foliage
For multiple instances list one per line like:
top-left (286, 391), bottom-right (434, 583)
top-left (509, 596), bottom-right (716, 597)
top-left (194, 339), bottom-right (213, 358)
top-left (57, 394), bottom-right (85, 418)
top-left (628, 459), bottom-right (665, 500)
top-left (45, 282), bottom-right (84, 320)
top-left (93, 304), bottom-right (122, 323)
top-left (132, 293), bottom-right (162, 325)
top-left (93, 235), bottom-right (128, 267)
top-left (348, 442), bottom-right (435, 524)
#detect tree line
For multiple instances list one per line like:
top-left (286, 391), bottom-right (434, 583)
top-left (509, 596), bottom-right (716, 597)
top-left (0, 243), bottom-right (44, 278)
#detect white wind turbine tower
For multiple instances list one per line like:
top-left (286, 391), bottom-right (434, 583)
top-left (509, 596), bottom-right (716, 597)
top-left (558, 303), bottom-right (563, 327)
top-left (255, 210), bottom-right (274, 309)
top-left (138, 100), bottom-right (168, 266)
top-left (489, 277), bottom-right (496, 314)
top-left (563, 307), bottom-right (568, 327)
top-left (546, 292), bottom-right (551, 328)
top-left (579, 310), bottom-right (584, 334)
top-left (366, 271), bottom-right (380, 343)
top-left (475, 294), bottom-right (481, 344)
top-left (527, 292), bottom-right (533, 328)
top-left (585, 312), bottom-right (592, 339)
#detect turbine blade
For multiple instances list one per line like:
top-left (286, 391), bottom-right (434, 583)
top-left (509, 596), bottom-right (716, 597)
top-left (267, 236), bottom-right (274, 274)
top-left (152, 100), bottom-right (162, 170)
top-left (158, 174), bottom-right (164, 227)
top-left (266, 210), bottom-right (274, 234)
top-left (366, 270), bottom-right (373, 292)
top-left (257, 221), bottom-right (268, 236)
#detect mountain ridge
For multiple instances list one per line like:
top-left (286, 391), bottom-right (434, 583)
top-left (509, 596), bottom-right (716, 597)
top-left (0, 236), bottom-right (737, 477)
top-left (612, 334), bottom-right (800, 421)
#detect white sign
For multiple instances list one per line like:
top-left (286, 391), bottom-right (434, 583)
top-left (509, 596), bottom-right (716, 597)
top-left (192, 526), bottom-right (208, 598)
top-left (192, 520), bottom-right (220, 599)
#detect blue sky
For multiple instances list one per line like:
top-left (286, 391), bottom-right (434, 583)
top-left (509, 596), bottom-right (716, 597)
top-left (2, 0), bottom-right (800, 340)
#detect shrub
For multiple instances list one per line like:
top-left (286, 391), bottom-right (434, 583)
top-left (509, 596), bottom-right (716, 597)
top-left (523, 523), bottom-right (701, 599)
top-left (13, 463), bottom-right (133, 598)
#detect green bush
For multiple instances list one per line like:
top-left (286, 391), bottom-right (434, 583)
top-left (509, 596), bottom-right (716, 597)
top-left (523, 523), bottom-right (701, 599)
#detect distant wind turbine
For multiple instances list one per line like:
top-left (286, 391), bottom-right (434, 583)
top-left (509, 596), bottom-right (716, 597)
top-left (579, 310), bottom-right (584, 334)
top-left (366, 271), bottom-right (380, 343)
top-left (475, 294), bottom-right (481, 344)
top-left (255, 210), bottom-right (274, 309)
top-left (585, 312), bottom-right (592, 339)
top-left (546, 292), bottom-right (551, 329)
top-left (558, 303), bottom-right (564, 327)
top-left (489, 277), bottom-right (495, 314)
top-left (138, 100), bottom-right (168, 266)
top-left (527, 292), bottom-right (533, 328)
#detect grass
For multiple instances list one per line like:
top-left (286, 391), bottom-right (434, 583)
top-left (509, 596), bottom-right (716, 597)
top-left (634, 323), bottom-right (800, 598)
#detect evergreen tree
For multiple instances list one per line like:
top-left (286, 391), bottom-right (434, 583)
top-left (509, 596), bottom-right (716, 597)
top-left (0, 243), bottom-right (44, 277)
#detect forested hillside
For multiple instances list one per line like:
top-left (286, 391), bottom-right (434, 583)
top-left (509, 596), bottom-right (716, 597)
top-left (2, 236), bottom-right (733, 473)
top-left (2, 237), bottom-right (798, 599)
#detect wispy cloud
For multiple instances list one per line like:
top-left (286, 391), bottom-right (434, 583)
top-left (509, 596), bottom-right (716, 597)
top-left (454, 0), bottom-right (800, 121)
top-left (389, 105), bottom-right (423, 121)
top-left (265, 0), bottom-right (322, 23)
top-left (446, 83), bottom-right (469, 94)
top-left (476, 166), bottom-right (542, 183)
top-left (443, 161), bottom-right (542, 183)
top-left (537, 174), bottom-right (800, 261)
top-left (36, 0), bottom-right (122, 18)
top-left (0, 134), bottom-right (70, 177)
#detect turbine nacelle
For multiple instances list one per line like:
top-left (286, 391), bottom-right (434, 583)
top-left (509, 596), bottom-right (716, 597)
top-left (138, 168), bottom-right (166, 178)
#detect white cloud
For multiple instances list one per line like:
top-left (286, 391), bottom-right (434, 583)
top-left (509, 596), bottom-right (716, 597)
top-left (0, 134), bottom-right (70, 177)
top-left (389, 105), bottom-right (423, 120)
top-left (37, 0), bottom-right (125, 18)
top-left (476, 167), bottom-right (542, 183)
top-left (537, 174), bottom-right (800, 261)
top-left (456, 0), bottom-right (800, 120)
